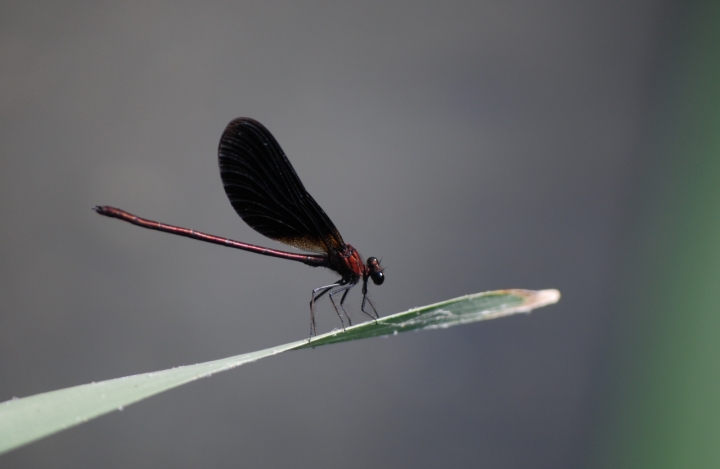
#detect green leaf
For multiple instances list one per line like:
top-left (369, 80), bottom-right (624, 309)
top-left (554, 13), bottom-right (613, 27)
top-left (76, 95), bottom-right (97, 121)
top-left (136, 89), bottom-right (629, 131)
top-left (0, 288), bottom-right (559, 455)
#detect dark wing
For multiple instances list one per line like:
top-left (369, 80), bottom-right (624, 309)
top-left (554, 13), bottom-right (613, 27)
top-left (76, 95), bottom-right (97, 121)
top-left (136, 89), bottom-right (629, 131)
top-left (218, 117), bottom-right (345, 254)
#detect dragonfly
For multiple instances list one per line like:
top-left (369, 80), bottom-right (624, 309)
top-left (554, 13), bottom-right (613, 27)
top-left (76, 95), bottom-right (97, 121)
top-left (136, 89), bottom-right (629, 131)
top-left (94, 117), bottom-right (385, 336)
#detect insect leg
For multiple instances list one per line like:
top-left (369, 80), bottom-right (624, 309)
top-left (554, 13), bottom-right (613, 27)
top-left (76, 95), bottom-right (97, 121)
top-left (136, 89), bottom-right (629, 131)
top-left (328, 283), bottom-right (356, 328)
top-left (360, 278), bottom-right (380, 321)
top-left (310, 280), bottom-right (344, 336)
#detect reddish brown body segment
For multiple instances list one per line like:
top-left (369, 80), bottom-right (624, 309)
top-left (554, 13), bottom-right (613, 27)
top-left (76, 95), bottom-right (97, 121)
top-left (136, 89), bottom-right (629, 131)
top-left (94, 206), bottom-right (327, 267)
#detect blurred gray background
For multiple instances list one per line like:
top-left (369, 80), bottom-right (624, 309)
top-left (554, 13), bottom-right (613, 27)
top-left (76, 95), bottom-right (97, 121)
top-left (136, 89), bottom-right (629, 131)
top-left (0, 1), bottom-right (673, 467)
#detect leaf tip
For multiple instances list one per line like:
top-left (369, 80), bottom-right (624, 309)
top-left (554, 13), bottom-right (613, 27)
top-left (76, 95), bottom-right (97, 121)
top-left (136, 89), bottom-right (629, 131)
top-left (535, 288), bottom-right (561, 306)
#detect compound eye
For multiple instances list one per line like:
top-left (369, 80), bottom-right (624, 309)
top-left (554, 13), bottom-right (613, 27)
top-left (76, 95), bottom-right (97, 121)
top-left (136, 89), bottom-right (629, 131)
top-left (371, 270), bottom-right (385, 285)
top-left (366, 257), bottom-right (384, 285)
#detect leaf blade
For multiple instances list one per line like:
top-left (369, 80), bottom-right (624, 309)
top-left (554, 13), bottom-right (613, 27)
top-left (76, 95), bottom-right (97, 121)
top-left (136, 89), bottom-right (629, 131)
top-left (0, 289), bottom-right (559, 454)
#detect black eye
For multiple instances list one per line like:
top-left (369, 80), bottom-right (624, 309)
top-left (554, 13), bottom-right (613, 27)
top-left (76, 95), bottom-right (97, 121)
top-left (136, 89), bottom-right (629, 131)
top-left (366, 257), bottom-right (384, 285)
top-left (371, 270), bottom-right (384, 285)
